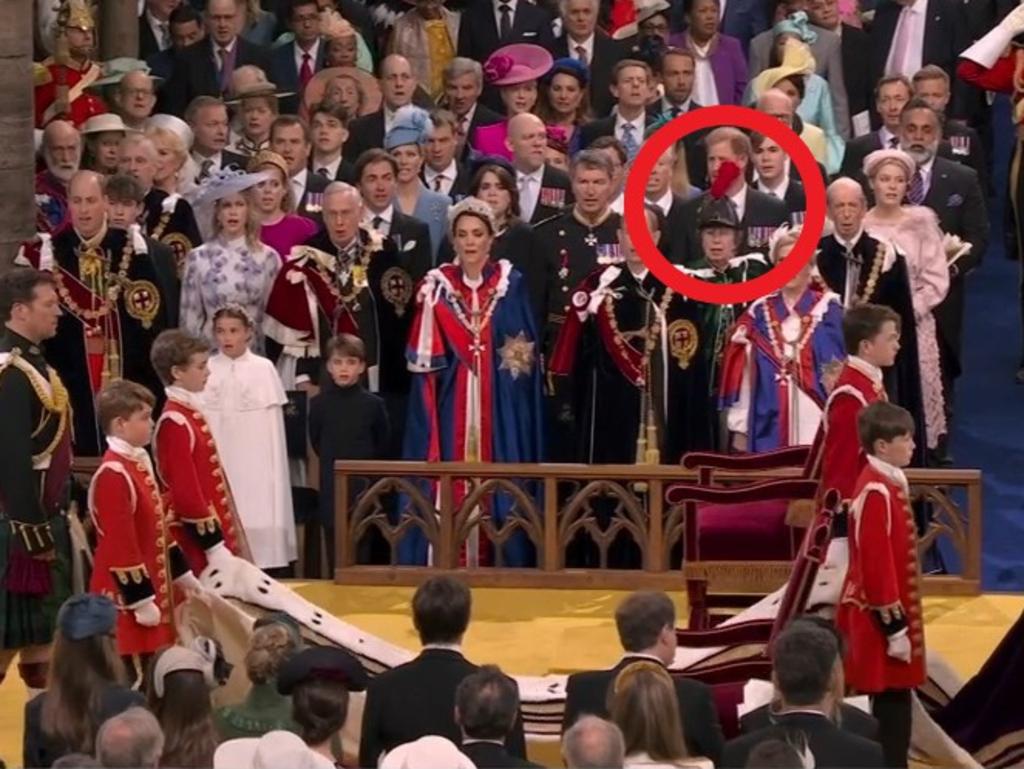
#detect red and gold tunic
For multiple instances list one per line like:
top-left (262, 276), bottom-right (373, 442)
top-left (88, 443), bottom-right (190, 655)
top-left (805, 356), bottom-right (888, 503)
top-left (154, 389), bottom-right (247, 573)
top-left (33, 58), bottom-right (107, 128)
top-left (837, 456), bottom-right (926, 692)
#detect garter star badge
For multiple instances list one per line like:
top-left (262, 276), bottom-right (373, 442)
top-left (498, 332), bottom-right (535, 380)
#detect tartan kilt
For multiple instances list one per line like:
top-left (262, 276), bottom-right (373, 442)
top-left (0, 514), bottom-right (73, 649)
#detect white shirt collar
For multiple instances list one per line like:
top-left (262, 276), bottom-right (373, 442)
top-left (460, 103), bottom-right (478, 128)
top-left (835, 228), bottom-right (864, 250)
top-left (614, 110), bottom-right (646, 133)
top-left (313, 154), bottom-right (342, 178)
top-left (663, 96), bottom-right (691, 113)
top-left (494, 0), bottom-right (518, 23)
top-left (365, 203), bottom-right (394, 228)
top-left (650, 188), bottom-right (674, 216)
top-left (758, 174), bottom-right (789, 200)
top-left (426, 159), bottom-right (458, 182)
top-left (194, 150), bottom-right (222, 167)
top-left (517, 165), bottom-right (544, 183)
top-left (213, 37), bottom-right (237, 55)
top-left (423, 642), bottom-right (463, 652)
top-left (729, 184), bottom-right (748, 220)
top-left (867, 454), bottom-right (910, 490)
top-left (610, 192), bottom-right (624, 214)
top-left (295, 37), bottom-right (320, 61)
top-left (917, 154), bottom-right (935, 181)
top-left (166, 385), bottom-right (205, 410)
top-left (879, 126), bottom-right (899, 149)
top-left (292, 167), bottom-right (309, 191)
top-left (463, 272), bottom-right (484, 289)
top-left (105, 435), bottom-right (151, 464)
top-left (567, 33), bottom-right (595, 59)
top-left (848, 355), bottom-right (883, 384)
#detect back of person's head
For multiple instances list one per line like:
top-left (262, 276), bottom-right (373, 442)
top-left (614, 591), bottom-right (675, 653)
top-left (562, 716), bottom-right (626, 769)
top-left (43, 595), bottom-right (126, 754)
top-left (146, 648), bottom-right (219, 769)
top-left (412, 576), bottom-right (472, 645)
top-left (245, 623), bottom-right (299, 685)
top-left (96, 707), bottom-right (165, 769)
top-left (609, 661), bottom-right (689, 763)
top-left (293, 677), bottom-right (350, 746)
top-left (455, 664), bottom-right (520, 741)
top-left (842, 303), bottom-right (900, 356)
top-left (771, 622), bottom-right (839, 708)
top-left (743, 736), bottom-right (811, 768)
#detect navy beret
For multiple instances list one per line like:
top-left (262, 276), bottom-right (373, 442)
top-left (57, 594), bottom-right (117, 641)
top-left (276, 645), bottom-right (368, 695)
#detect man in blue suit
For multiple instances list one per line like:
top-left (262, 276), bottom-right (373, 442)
top-left (270, 0), bottom-right (327, 115)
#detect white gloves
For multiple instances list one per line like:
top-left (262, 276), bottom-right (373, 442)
top-left (887, 630), bottom-right (912, 663)
top-left (962, 3), bottom-right (1024, 67)
top-left (133, 599), bottom-right (161, 627)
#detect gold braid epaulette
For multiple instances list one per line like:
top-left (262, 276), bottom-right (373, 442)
top-left (0, 352), bottom-right (71, 463)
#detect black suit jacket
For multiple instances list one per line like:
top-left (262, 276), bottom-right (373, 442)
top-left (722, 712), bottom-right (884, 768)
top-left (358, 649), bottom-right (528, 768)
top-left (138, 14), bottom-right (163, 61)
top-left (423, 161), bottom-right (472, 202)
top-left (562, 656), bottom-right (725, 764)
top-left (270, 39), bottom-right (328, 115)
top-left (659, 194), bottom-right (689, 264)
top-left (386, 210), bottom-right (434, 283)
top-left (343, 109), bottom-right (385, 164)
top-left (869, 0), bottom-right (971, 119)
top-left (839, 132), bottom-right (955, 186)
top-left (648, 100), bottom-right (708, 188)
top-left (461, 741), bottom-right (542, 768)
top-left (457, 0), bottom-right (555, 65)
top-left (921, 156), bottom-right (988, 371)
top-left (529, 164), bottom-right (574, 224)
top-left (840, 24), bottom-right (873, 126)
top-left (753, 179), bottom-right (806, 221)
top-left (945, 119), bottom-right (988, 195)
top-left (147, 238), bottom-right (181, 327)
top-left (739, 703), bottom-right (880, 742)
top-left (296, 171), bottom-right (329, 227)
top-left (578, 113), bottom-right (656, 151)
top-left (161, 36), bottom-right (273, 117)
top-left (554, 32), bottom-right (624, 118)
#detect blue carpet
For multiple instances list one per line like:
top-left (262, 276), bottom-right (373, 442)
top-left (948, 96), bottom-right (1024, 590)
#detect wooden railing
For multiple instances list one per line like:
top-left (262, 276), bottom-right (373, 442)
top-left (330, 462), bottom-right (983, 595)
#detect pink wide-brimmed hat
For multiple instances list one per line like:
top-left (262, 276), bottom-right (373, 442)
top-left (484, 43), bottom-right (554, 87)
top-left (862, 148), bottom-right (916, 180)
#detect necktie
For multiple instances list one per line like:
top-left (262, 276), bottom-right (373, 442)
top-left (498, 2), bottom-right (513, 40)
top-left (317, 167), bottom-right (330, 178)
top-left (844, 244), bottom-right (862, 305)
top-left (299, 52), bottom-right (314, 91)
top-left (889, 136), bottom-right (899, 149)
top-left (518, 175), bottom-right (534, 217)
top-left (218, 47), bottom-right (232, 91)
top-left (575, 45), bottom-right (588, 65)
top-left (457, 115), bottom-right (469, 144)
top-left (621, 123), bottom-right (639, 162)
top-left (372, 215), bottom-right (383, 230)
top-left (907, 169), bottom-right (925, 205)
top-left (159, 22), bottom-right (170, 49)
top-left (199, 158), bottom-right (214, 181)
top-left (433, 175), bottom-right (445, 192)
top-left (889, 6), bottom-right (914, 76)
top-left (670, 106), bottom-right (681, 118)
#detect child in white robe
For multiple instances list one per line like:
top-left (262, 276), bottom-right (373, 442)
top-left (203, 305), bottom-right (297, 571)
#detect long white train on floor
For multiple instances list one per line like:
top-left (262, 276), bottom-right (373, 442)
top-left (181, 545), bottom-right (981, 768)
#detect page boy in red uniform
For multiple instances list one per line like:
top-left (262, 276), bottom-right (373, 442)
top-left (837, 401), bottom-right (925, 769)
top-left (88, 380), bottom-right (201, 669)
top-left (150, 330), bottom-right (249, 573)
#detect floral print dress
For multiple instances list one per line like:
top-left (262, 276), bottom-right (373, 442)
top-left (180, 236), bottom-right (281, 354)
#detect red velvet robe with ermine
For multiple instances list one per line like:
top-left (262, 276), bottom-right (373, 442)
top-left (837, 456), bottom-right (927, 692)
top-left (154, 390), bottom-right (249, 573)
top-left (89, 446), bottom-right (189, 655)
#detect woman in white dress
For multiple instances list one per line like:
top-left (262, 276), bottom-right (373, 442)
top-left (181, 168), bottom-right (282, 354)
top-left (202, 305), bottom-right (296, 572)
top-left (862, 149), bottom-right (950, 454)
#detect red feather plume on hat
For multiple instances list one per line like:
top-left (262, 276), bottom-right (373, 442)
top-left (709, 160), bottom-right (741, 199)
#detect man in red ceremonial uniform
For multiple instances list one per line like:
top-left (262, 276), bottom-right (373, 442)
top-left (89, 380), bottom-right (202, 674)
top-left (956, 4), bottom-right (1024, 384)
top-left (150, 330), bottom-right (249, 574)
top-left (837, 402), bottom-right (925, 769)
top-left (33, 0), bottom-right (107, 129)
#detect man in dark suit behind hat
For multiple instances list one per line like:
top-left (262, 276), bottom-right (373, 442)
top-left (457, 666), bottom-right (542, 768)
top-left (358, 577), bottom-right (528, 768)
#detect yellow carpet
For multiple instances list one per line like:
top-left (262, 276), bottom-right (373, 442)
top-left (1, 586), bottom-right (1021, 767)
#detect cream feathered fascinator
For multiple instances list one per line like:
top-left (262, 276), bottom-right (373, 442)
top-left (447, 196), bottom-right (497, 238)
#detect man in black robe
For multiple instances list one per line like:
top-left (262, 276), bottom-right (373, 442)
top-left (533, 149), bottom-right (622, 462)
top-left (817, 177), bottom-right (926, 464)
top-left (23, 171), bottom-right (170, 457)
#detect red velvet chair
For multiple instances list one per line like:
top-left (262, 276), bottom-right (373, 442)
top-left (669, 490), bottom-right (840, 738)
top-left (665, 477), bottom-right (820, 629)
